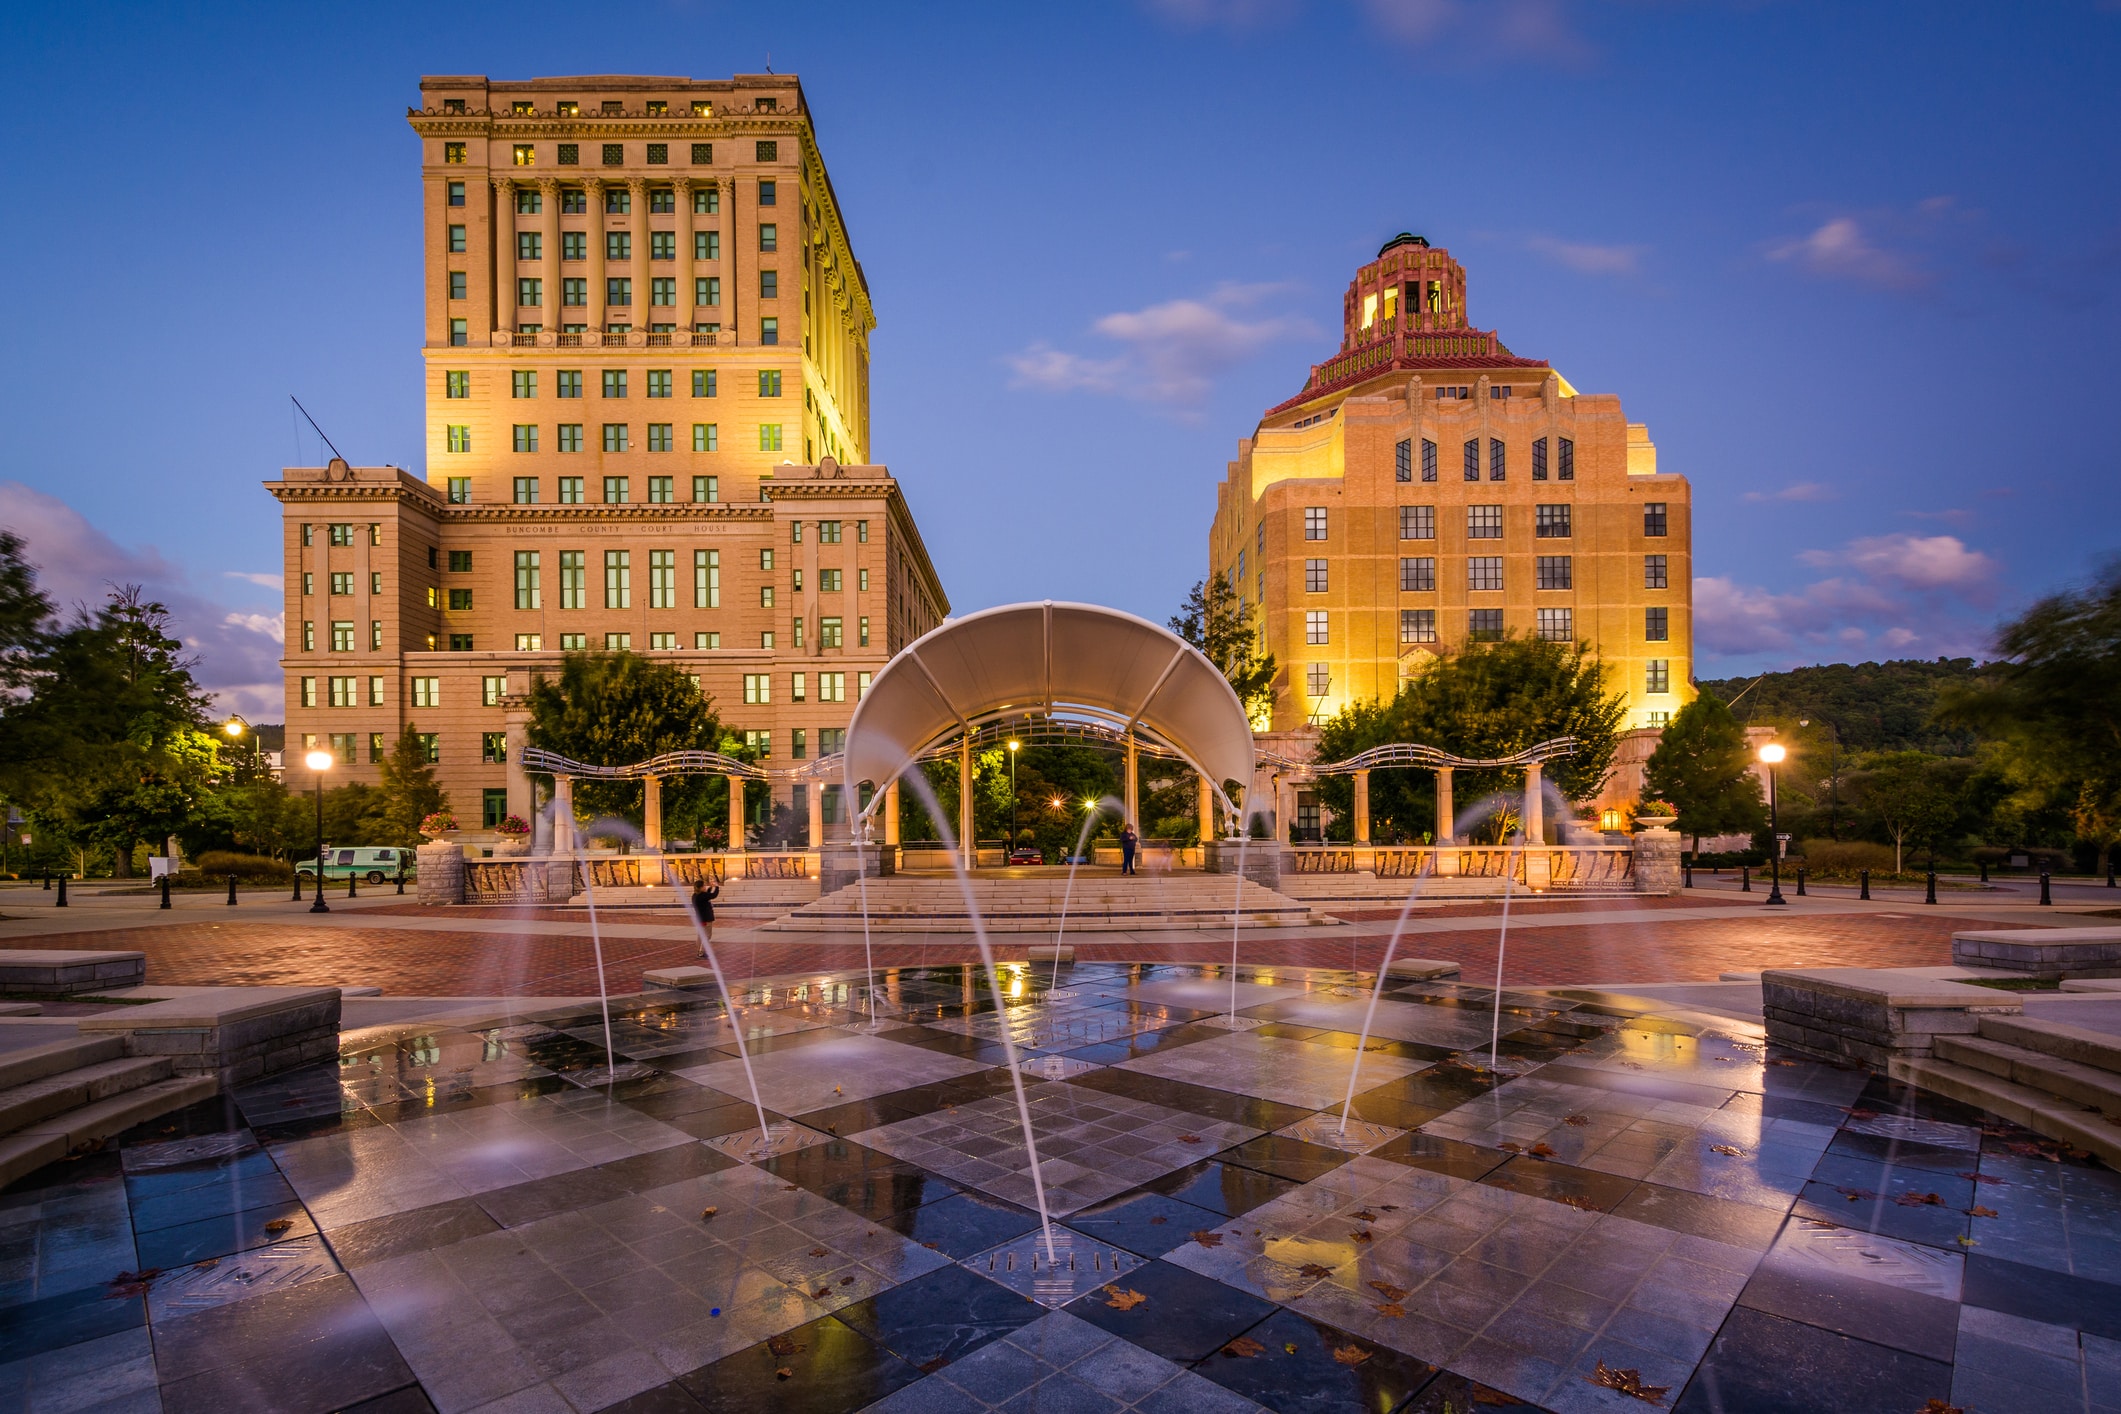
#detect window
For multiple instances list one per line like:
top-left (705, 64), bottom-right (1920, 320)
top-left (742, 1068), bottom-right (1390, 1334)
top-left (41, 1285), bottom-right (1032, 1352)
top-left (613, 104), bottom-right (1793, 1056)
top-left (791, 672), bottom-right (807, 703)
top-left (857, 520), bottom-right (869, 543)
top-left (412, 677), bottom-right (440, 708)
top-left (646, 143), bottom-right (668, 166)
top-left (1644, 502), bottom-right (1668, 536)
top-left (696, 632), bottom-right (720, 649)
top-left (1306, 663), bottom-right (1331, 697)
top-left (743, 728), bottom-right (770, 756)
top-left (302, 621), bottom-right (315, 651)
top-left (370, 571), bottom-right (383, 594)
top-left (646, 475), bottom-right (674, 502)
top-left (479, 674), bottom-right (506, 708)
top-left (445, 370), bottom-right (470, 399)
top-left (1532, 437), bottom-right (1548, 481)
top-left (694, 230), bottom-right (722, 263)
top-left (298, 676), bottom-right (316, 707)
top-left (760, 317), bottom-right (778, 344)
top-left (1647, 710), bottom-right (1672, 728)
top-left (1399, 505), bottom-right (1435, 540)
top-left (1535, 504), bottom-right (1572, 538)
top-left (600, 475), bottom-right (628, 503)
top-left (762, 548), bottom-right (776, 570)
top-left (1305, 610), bottom-right (1328, 645)
top-left (651, 277), bottom-right (675, 306)
top-left (759, 223), bottom-right (777, 252)
top-left (604, 633), bottom-right (630, 650)
top-left (759, 270), bottom-right (779, 300)
top-left (1303, 507), bottom-right (1327, 540)
top-left (1535, 556), bottom-right (1573, 590)
top-left (859, 617), bottom-right (870, 647)
top-left (606, 277), bottom-right (631, 307)
top-left (447, 223), bottom-right (467, 254)
top-left (696, 276), bottom-right (721, 307)
top-left (517, 276), bottom-right (543, 310)
top-left (1489, 438), bottom-right (1506, 481)
top-left (511, 370), bottom-right (538, 400)
top-left (370, 621), bottom-right (383, 649)
top-left (820, 568), bottom-right (843, 592)
top-left (1467, 505), bottom-right (1503, 539)
top-left (558, 471), bottom-right (584, 500)
top-left (301, 571), bottom-right (314, 596)
top-left (556, 369), bottom-right (583, 399)
top-left (602, 143), bottom-right (624, 167)
top-left (1645, 606), bottom-right (1670, 641)
top-left (649, 549), bottom-right (676, 608)
top-left (1536, 607), bottom-right (1573, 642)
top-left (369, 677), bottom-right (385, 706)
top-left (820, 617), bottom-right (843, 648)
top-left (301, 523), bottom-right (314, 546)
top-left (1469, 609), bottom-right (1505, 641)
top-left (328, 675), bottom-right (356, 708)
top-left (642, 369), bottom-right (672, 399)
top-left (329, 572), bottom-right (353, 596)
top-left (758, 369), bottom-right (783, 398)
top-left (647, 424), bottom-right (673, 452)
top-left (560, 633), bottom-right (587, 649)
top-left (819, 672), bottom-right (847, 703)
top-left (759, 423), bottom-right (783, 451)
top-left (692, 142), bottom-right (712, 164)
top-left (514, 552), bottom-right (541, 609)
top-left (443, 141), bottom-right (465, 163)
top-left (447, 180), bottom-right (465, 207)
top-left (516, 633), bottom-right (542, 651)
top-left (695, 549), bottom-right (720, 607)
top-left (1646, 659), bottom-right (1671, 694)
top-left (512, 424), bottom-right (539, 453)
top-left (757, 139), bottom-right (778, 160)
top-left (449, 271), bottom-right (467, 300)
top-left (516, 186), bottom-right (541, 213)
top-left (446, 425), bottom-right (471, 454)
top-left (1420, 438), bottom-right (1437, 483)
top-left (649, 632), bottom-right (676, 650)
top-left (1400, 557), bottom-right (1435, 592)
top-left (447, 588), bottom-right (473, 611)
top-left (1304, 559), bottom-right (1328, 593)
top-left (513, 476), bottom-right (538, 504)
top-left (604, 550), bottom-right (630, 607)
top-left (448, 550), bottom-right (471, 572)
top-left (743, 673), bottom-right (770, 704)
top-left (1400, 609), bottom-right (1437, 644)
top-left (1463, 439), bottom-right (1480, 481)
top-left (1468, 557), bottom-right (1504, 592)
top-left (332, 733), bottom-right (359, 766)
top-left (560, 551), bottom-right (586, 609)
top-left (602, 425), bottom-right (629, 454)
top-left (819, 520), bottom-right (842, 543)
top-left (483, 734), bottom-right (507, 765)
top-left (513, 143), bottom-right (535, 166)
top-left (1559, 437), bottom-right (1575, 481)
top-left (445, 477), bottom-right (471, 505)
top-left (1395, 439), bottom-right (1412, 483)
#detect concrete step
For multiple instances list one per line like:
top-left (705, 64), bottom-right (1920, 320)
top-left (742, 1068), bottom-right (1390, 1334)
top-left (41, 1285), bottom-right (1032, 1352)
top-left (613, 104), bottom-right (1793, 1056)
top-left (0, 1056), bottom-right (176, 1139)
top-left (1935, 1034), bottom-right (2121, 1122)
top-left (0, 1035), bottom-right (125, 1094)
top-left (0, 1074), bottom-right (219, 1191)
top-left (1978, 1014), bottom-right (2121, 1075)
top-left (1891, 1056), bottom-right (2121, 1170)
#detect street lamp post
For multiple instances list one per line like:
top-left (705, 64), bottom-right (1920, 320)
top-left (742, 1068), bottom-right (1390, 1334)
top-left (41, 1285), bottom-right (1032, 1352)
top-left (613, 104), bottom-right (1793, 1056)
top-left (222, 715), bottom-right (264, 776)
top-left (305, 749), bottom-right (333, 913)
top-left (1006, 740), bottom-right (1020, 856)
top-left (1759, 743), bottom-right (1788, 906)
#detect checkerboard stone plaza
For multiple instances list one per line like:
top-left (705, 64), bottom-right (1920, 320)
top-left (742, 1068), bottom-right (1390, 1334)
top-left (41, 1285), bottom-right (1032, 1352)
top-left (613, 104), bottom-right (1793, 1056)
top-left (7, 960), bottom-right (2121, 1413)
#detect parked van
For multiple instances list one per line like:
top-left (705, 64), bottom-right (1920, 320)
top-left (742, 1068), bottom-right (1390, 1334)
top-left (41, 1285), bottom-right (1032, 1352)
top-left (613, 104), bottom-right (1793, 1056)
top-left (293, 847), bottom-right (410, 884)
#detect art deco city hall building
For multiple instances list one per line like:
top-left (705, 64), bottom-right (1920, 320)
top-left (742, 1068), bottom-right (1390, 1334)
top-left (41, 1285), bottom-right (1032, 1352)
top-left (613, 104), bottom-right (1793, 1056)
top-left (271, 73), bottom-right (948, 835)
top-left (1209, 234), bottom-right (1694, 738)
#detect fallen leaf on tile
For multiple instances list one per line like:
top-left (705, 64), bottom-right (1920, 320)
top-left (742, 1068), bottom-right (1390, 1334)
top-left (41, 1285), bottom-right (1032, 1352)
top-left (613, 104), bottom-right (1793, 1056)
top-left (1369, 1280), bottom-right (1409, 1301)
top-left (840, 1276), bottom-right (854, 1286)
top-left (1768, 1059), bottom-right (1798, 1067)
top-left (1350, 1229), bottom-right (1374, 1244)
top-left (1377, 1302), bottom-right (1406, 1318)
top-left (784, 1183), bottom-right (801, 1191)
top-left (702, 1208), bottom-right (719, 1220)
top-left (1497, 1141), bottom-right (1523, 1153)
top-left (1893, 1192), bottom-right (1945, 1208)
top-left (1709, 1145), bottom-right (1743, 1157)
top-left (1285, 1342), bottom-right (1300, 1354)
top-left (1223, 1336), bottom-right (1265, 1358)
top-left (1179, 1135), bottom-right (1203, 1144)
top-left (810, 1246), bottom-right (829, 1257)
top-left (1191, 1230), bottom-right (1224, 1248)
top-left (109, 1269), bottom-right (161, 1298)
top-left (1332, 1344), bottom-right (1372, 1366)
top-left (191, 1258), bottom-right (219, 1271)
top-left (1298, 1263), bottom-right (1335, 1280)
top-left (1564, 1114), bottom-right (1590, 1127)
top-left (1847, 1107), bottom-right (1879, 1120)
top-left (1148, 1215), bottom-right (1168, 1225)
top-left (811, 1287), bottom-right (830, 1299)
top-left (1352, 1209), bottom-right (1378, 1222)
top-left (1588, 1359), bottom-right (1668, 1404)
top-left (1968, 1205), bottom-right (1998, 1219)
top-left (1958, 1171), bottom-right (2006, 1185)
top-left (767, 1335), bottom-right (803, 1357)
top-left (1557, 1195), bottom-right (1602, 1212)
top-left (1103, 1286), bottom-right (1148, 1310)
top-left (921, 1241), bottom-right (940, 1249)
top-left (263, 1219), bottom-right (294, 1234)
top-left (1916, 1402), bottom-right (1965, 1414)
top-left (1528, 1142), bottom-right (1557, 1159)
top-left (1379, 1204), bottom-right (1400, 1212)
top-left (1957, 1235), bottom-right (1980, 1248)
top-left (1836, 1187), bottom-right (1876, 1202)
top-left (776, 1367), bottom-right (794, 1380)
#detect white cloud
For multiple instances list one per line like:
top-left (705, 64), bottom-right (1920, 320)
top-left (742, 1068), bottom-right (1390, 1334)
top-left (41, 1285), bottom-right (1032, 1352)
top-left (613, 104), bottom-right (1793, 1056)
top-left (223, 571), bottom-right (282, 589)
top-left (1740, 481), bottom-right (1837, 504)
top-left (1766, 216), bottom-right (1931, 292)
top-left (1801, 532), bottom-right (1997, 592)
top-left (0, 482), bottom-right (285, 716)
top-left (1524, 235), bottom-right (1645, 276)
top-left (1007, 283), bottom-right (1311, 411)
top-left (1144, 0), bottom-right (1591, 60)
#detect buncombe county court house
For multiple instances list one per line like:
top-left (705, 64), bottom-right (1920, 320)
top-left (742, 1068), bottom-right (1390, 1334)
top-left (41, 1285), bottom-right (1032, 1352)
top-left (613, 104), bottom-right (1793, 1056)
top-left (272, 73), bottom-right (948, 841)
top-left (1208, 234), bottom-right (1695, 788)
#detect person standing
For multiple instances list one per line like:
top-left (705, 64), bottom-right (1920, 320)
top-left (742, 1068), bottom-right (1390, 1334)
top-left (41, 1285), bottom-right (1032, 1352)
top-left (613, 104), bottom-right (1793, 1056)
top-left (690, 876), bottom-right (721, 957)
top-left (1120, 822), bottom-right (1139, 877)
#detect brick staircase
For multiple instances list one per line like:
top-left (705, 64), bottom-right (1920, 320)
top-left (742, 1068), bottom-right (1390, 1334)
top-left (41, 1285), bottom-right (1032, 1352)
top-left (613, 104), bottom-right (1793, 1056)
top-left (764, 873), bottom-right (1329, 932)
top-left (0, 1036), bottom-right (218, 1189)
top-left (1893, 1014), bottom-right (2121, 1167)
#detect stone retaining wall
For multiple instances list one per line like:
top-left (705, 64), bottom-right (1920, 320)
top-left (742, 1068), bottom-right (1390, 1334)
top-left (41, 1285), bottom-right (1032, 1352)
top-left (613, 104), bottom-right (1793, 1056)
top-left (1952, 927), bottom-right (2121, 978)
top-left (1763, 967), bottom-right (2022, 1069)
top-left (77, 986), bottom-right (342, 1086)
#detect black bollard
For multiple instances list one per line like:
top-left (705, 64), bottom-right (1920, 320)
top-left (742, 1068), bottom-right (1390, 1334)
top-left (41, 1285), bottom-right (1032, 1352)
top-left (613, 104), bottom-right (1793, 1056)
top-left (395, 865), bottom-right (405, 895)
top-left (1859, 869), bottom-right (1870, 901)
top-left (1796, 868), bottom-right (1807, 897)
top-left (2109, 859), bottom-right (2116, 889)
top-left (159, 875), bottom-right (171, 909)
top-left (1979, 859), bottom-right (1989, 884)
top-left (1925, 870), bottom-right (1937, 905)
top-left (1683, 861), bottom-right (1693, 889)
top-left (56, 875), bottom-right (67, 907)
top-left (1741, 866), bottom-right (1751, 893)
top-left (227, 875), bottom-right (238, 906)
top-left (292, 870), bottom-right (304, 902)
top-left (42, 872), bottom-right (49, 891)
top-left (2040, 869), bottom-right (2052, 906)
top-left (348, 872), bottom-right (357, 899)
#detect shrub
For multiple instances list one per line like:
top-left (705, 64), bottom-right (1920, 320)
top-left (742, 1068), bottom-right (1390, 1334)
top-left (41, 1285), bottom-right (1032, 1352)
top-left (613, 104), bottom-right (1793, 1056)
top-left (177, 852), bottom-right (295, 888)
top-left (420, 811), bottom-right (458, 835)
top-left (1796, 839), bottom-right (1897, 877)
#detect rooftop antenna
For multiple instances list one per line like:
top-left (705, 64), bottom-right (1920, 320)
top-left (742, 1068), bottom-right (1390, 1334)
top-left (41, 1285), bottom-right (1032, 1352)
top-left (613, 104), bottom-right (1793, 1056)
top-left (290, 396), bottom-right (349, 466)
top-left (1724, 673), bottom-right (1768, 712)
top-left (765, 52), bottom-right (773, 73)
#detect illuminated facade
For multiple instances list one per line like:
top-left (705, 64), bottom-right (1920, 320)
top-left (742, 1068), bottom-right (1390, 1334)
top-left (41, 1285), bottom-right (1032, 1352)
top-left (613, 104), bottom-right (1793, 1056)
top-left (272, 73), bottom-right (948, 837)
top-left (1209, 234), bottom-right (1693, 737)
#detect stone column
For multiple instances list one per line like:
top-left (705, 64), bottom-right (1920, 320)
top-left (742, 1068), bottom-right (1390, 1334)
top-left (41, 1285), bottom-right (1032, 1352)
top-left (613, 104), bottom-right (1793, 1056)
top-left (1524, 762), bottom-right (1544, 846)
top-left (642, 774), bottom-right (662, 852)
top-left (494, 177), bottom-right (517, 334)
top-left (1353, 768), bottom-right (1371, 846)
top-left (539, 177), bottom-right (561, 331)
top-left (726, 775), bottom-right (745, 851)
top-left (674, 176), bottom-right (694, 328)
top-left (1435, 766), bottom-right (1454, 845)
top-left (883, 777), bottom-right (901, 846)
top-left (552, 776), bottom-right (576, 857)
top-left (958, 734), bottom-right (974, 869)
top-left (1635, 825), bottom-right (1681, 895)
top-left (584, 177), bottom-right (606, 330)
top-left (807, 781), bottom-right (824, 851)
top-left (1124, 731), bottom-right (1139, 831)
top-left (628, 177), bottom-right (650, 327)
top-left (503, 700), bottom-right (532, 828)
top-left (1275, 778), bottom-right (1293, 845)
top-left (1197, 773), bottom-right (1214, 845)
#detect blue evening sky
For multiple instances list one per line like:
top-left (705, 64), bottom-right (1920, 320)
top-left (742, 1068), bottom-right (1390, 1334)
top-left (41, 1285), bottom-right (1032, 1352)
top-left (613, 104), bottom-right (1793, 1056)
top-left (1, 0), bottom-right (2115, 713)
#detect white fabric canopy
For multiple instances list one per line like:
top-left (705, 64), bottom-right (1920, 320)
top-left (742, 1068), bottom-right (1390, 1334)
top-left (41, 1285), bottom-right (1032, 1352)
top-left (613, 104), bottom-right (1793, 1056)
top-left (842, 601), bottom-right (1255, 804)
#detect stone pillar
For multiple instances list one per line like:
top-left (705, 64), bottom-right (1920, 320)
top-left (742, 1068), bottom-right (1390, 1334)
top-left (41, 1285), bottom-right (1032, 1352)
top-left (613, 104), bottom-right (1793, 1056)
top-left (503, 700), bottom-right (532, 828)
top-left (1635, 825), bottom-right (1681, 895)
top-left (494, 177), bottom-right (517, 335)
top-left (1276, 778), bottom-right (1293, 845)
top-left (1524, 762), bottom-right (1544, 845)
top-left (585, 177), bottom-right (606, 330)
top-left (958, 734), bottom-right (975, 868)
top-left (1353, 769), bottom-right (1371, 846)
top-left (1435, 767), bottom-right (1455, 845)
top-left (642, 774), bottom-right (662, 852)
top-left (416, 839), bottom-right (466, 905)
top-left (628, 177), bottom-right (650, 328)
top-left (1197, 773), bottom-right (1214, 846)
top-left (807, 781), bottom-right (824, 852)
top-left (552, 776), bottom-right (576, 857)
top-left (884, 778), bottom-right (901, 846)
top-left (727, 775), bottom-right (745, 851)
top-left (1124, 731), bottom-right (1140, 831)
top-left (674, 176), bottom-right (694, 326)
top-left (539, 178), bottom-right (560, 330)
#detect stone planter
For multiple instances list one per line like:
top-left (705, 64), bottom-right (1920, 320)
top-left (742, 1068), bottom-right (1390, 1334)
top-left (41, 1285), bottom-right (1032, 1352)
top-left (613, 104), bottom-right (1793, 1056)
top-left (415, 839), bottom-right (466, 905)
top-left (1635, 816), bottom-right (1677, 829)
top-left (1633, 826), bottom-right (1682, 894)
top-left (492, 836), bottom-right (531, 858)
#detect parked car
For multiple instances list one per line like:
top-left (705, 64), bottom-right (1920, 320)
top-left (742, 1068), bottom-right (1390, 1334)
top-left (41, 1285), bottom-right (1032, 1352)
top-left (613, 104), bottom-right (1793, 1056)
top-left (1007, 846), bottom-right (1045, 865)
top-left (294, 847), bottom-right (410, 884)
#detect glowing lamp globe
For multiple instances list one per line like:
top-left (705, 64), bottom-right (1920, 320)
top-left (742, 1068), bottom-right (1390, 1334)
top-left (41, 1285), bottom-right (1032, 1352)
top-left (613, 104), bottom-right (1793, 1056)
top-left (304, 750), bottom-right (335, 772)
top-left (1758, 743), bottom-right (1786, 765)
top-left (222, 719), bottom-right (244, 737)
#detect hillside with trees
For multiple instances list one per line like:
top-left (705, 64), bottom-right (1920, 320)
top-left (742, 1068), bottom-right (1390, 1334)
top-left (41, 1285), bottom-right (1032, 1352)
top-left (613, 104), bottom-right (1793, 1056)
top-left (1696, 658), bottom-right (1983, 755)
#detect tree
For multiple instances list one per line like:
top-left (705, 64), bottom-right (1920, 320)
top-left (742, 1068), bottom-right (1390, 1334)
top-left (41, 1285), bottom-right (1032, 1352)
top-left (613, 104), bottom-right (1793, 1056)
top-left (1941, 563), bottom-right (2121, 876)
top-left (1643, 693), bottom-right (1767, 855)
top-left (1699, 658), bottom-right (1983, 754)
top-left (1313, 634), bottom-right (1628, 842)
top-left (1851, 751), bottom-right (1966, 873)
top-left (372, 725), bottom-right (450, 847)
top-left (525, 651), bottom-right (723, 832)
top-left (1171, 572), bottom-right (1277, 727)
top-left (0, 529), bottom-right (52, 687)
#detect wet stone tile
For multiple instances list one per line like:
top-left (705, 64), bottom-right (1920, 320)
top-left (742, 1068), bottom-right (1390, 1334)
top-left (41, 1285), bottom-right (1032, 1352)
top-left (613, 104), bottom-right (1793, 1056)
top-left (1062, 1258), bottom-right (1277, 1364)
top-left (1672, 1305), bottom-right (1952, 1414)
